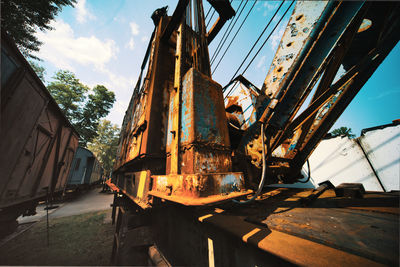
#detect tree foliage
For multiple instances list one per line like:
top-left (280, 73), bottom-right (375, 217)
top-left (48, 70), bottom-right (116, 146)
top-left (29, 60), bottom-right (46, 83)
top-left (48, 70), bottom-right (89, 121)
top-left (87, 120), bottom-right (120, 176)
top-left (330, 127), bottom-right (356, 138)
top-left (1, 0), bottom-right (76, 59)
top-left (75, 85), bottom-right (116, 145)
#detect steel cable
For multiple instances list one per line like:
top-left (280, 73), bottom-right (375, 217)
top-left (222, 2), bottom-right (284, 97)
top-left (224, 1), bottom-right (294, 100)
top-left (226, 1), bottom-right (285, 85)
top-left (206, 0), bottom-right (234, 29)
top-left (212, 0), bottom-right (257, 75)
top-left (206, 9), bottom-right (216, 28)
top-left (204, 5), bottom-right (212, 20)
top-left (233, 123), bottom-right (268, 204)
top-left (210, 0), bottom-right (245, 64)
top-left (240, 1), bottom-right (294, 77)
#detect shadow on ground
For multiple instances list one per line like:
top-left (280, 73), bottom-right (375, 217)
top-left (0, 209), bottom-right (114, 266)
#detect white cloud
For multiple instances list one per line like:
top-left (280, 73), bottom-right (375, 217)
top-left (129, 22), bottom-right (140, 36)
top-left (97, 68), bottom-right (135, 96)
top-left (270, 25), bottom-right (285, 51)
top-left (35, 19), bottom-right (118, 70)
top-left (79, 65), bottom-right (136, 126)
top-left (127, 37), bottom-right (135, 50)
top-left (141, 36), bottom-right (148, 43)
top-left (256, 55), bottom-right (266, 69)
top-left (35, 19), bottom-right (135, 126)
top-left (263, 2), bottom-right (279, 16)
top-left (263, 2), bottom-right (278, 10)
top-left (77, 65), bottom-right (136, 126)
top-left (99, 69), bottom-right (136, 124)
top-left (76, 0), bottom-right (96, 23)
top-left (126, 22), bottom-right (140, 51)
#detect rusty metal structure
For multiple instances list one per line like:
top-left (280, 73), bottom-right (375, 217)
top-left (110, 1), bottom-right (399, 265)
top-left (0, 30), bottom-right (79, 237)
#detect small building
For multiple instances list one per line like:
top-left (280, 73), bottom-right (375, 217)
top-left (67, 147), bottom-right (103, 188)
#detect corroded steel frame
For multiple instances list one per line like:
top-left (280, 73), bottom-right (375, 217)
top-left (114, 0), bottom-right (247, 207)
top-left (239, 1), bottom-right (400, 183)
top-left (109, 188), bottom-right (398, 266)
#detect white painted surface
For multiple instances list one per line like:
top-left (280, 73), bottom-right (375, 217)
top-left (208, 237), bottom-right (215, 267)
top-left (306, 136), bottom-right (383, 191)
top-left (224, 83), bottom-right (255, 129)
top-left (358, 125), bottom-right (400, 191)
top-left (269, 123), bottom-right (400, 192)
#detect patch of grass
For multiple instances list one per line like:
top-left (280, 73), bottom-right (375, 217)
top-left (0, 210), bottom-right (114, 266)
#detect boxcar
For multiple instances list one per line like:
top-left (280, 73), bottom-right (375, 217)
top-left (0, 30), bottom-right (79, 235)
top-left (66, 147), bottom-right (103, 190)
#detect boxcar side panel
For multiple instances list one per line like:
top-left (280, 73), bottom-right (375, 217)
top-left (55, 128), bottom-right (79, 191)
top-left (0, 74), bottom-right (47, 200)
top-left (0, 30), bottom-right (79, 212)
top-left (67, 147), bottom-right (95, 186)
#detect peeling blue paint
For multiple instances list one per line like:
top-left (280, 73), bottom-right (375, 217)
top-left (181, 74), bottom-right (192, 143)
top-left (180, 68), bottom-right (225, 144)
top-left (166, 96), bottom-right (174, 147)
top-left (220, 174), bottom-right (241, 194)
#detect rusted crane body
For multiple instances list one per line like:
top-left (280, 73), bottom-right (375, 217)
top-left (110, 1), bottom-right (399, 265)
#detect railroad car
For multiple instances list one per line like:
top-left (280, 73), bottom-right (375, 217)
top-left (0, 30), bottom-right (79, 236)
top-left (66, 147), bottom-right (103, 190)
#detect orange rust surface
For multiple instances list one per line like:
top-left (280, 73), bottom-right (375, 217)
top-left (105, 179), bottom-right (119, 192)
top-left (149, 190), bottom-right (252, 206)
top-left (225, 95), bottom-right (240, 110)
top-left (346, 206), bottom-right (400, 215)
top-left (198, 208), bottom-right (386, 267)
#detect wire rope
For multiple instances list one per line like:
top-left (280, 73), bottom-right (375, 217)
top-left (227, 1), bottom-right (285, 85)
top-left (224, 1), bottom-right (294, 100)
top-left (240, 1), bottom-right (294, 77)
top-left (210, 0), bottom-right (245, 64)
top-left (222, 1), bottom-right (284, 96)
top-left (204, 5), bottom-right (212, 20)
top-left (212, 0), bottom-right (257, 74)
top-left (206, 9), bottom-right (216, 28)
top-left (233, 123), bottom-right (268, 204)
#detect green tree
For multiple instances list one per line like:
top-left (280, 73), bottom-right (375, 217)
top-left (29, 60), bottom-right (46, 83)
top-left (330, 127), bottom-right (356, 138)
top-left (48, 70), bottom-right (89, 121)
top-left (48, 70), bottom-right (116, 146)
top-left (1, 0), bottom-right (76, 59)
top-left (75, 85), bottom-right (116, 145)
top-left (87, 120), bottom-right (120, 176)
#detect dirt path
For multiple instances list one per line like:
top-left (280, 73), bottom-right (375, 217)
top-left (17, 188), bottom-right (114, 224)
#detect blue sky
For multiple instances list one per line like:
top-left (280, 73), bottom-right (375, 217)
top-left (33, 0), bottom-right (399, 136)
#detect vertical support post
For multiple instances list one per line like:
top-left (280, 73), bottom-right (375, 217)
top-left (196, 0), bottom-right (211, 77)
top-left (169, 22), bottom-right (185, 174)
top-left (50, 125), bottom-right (63, 200)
